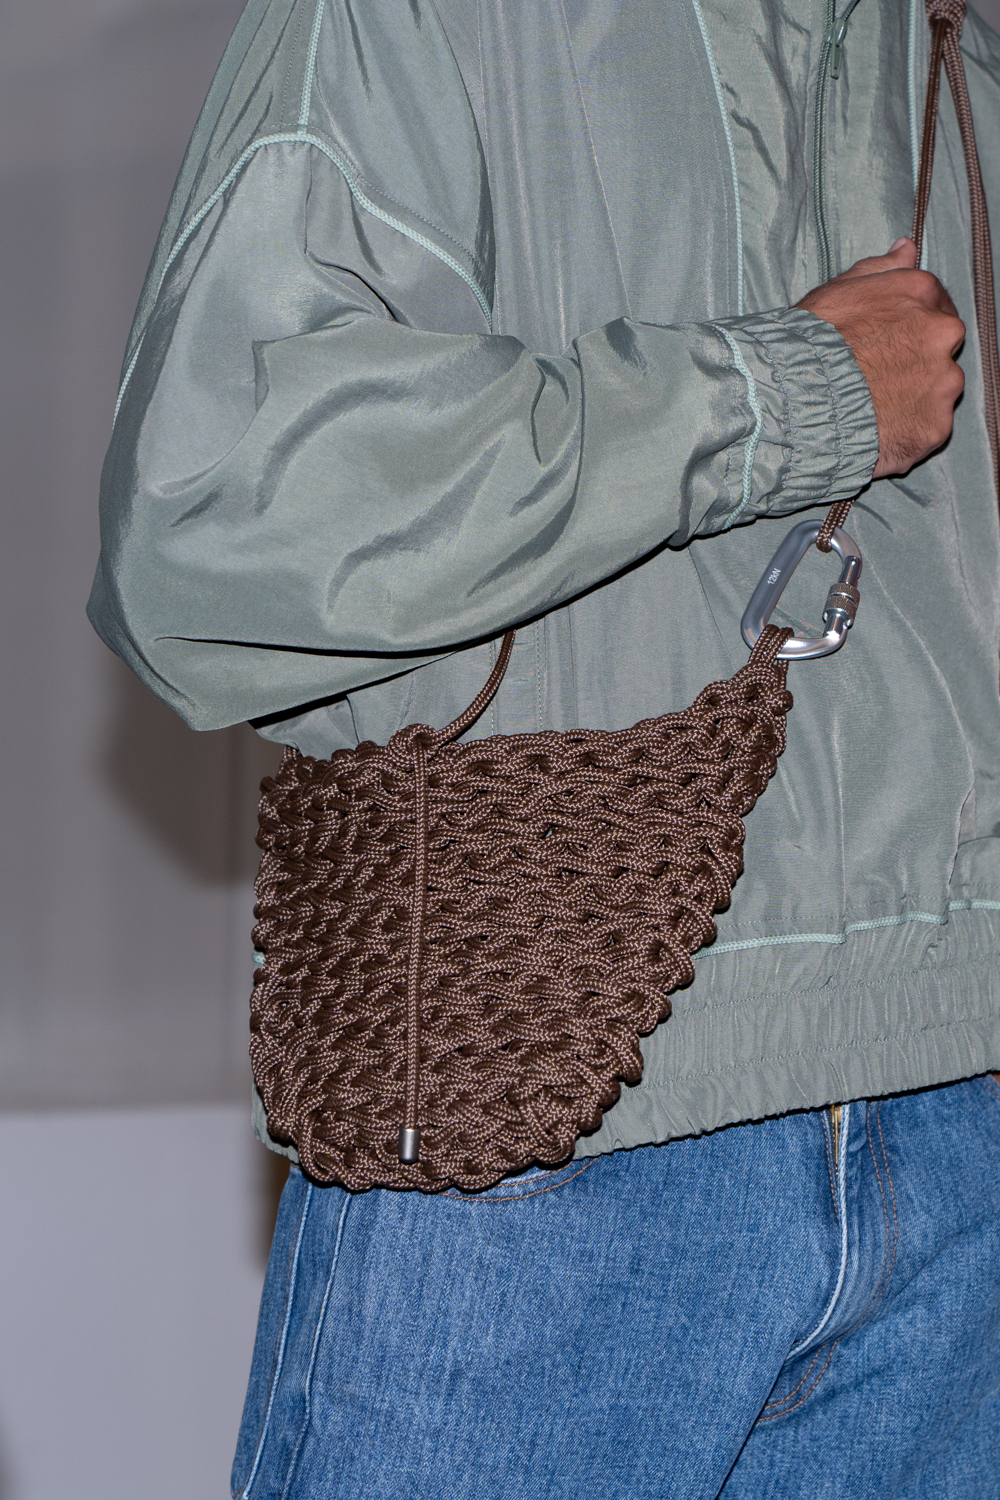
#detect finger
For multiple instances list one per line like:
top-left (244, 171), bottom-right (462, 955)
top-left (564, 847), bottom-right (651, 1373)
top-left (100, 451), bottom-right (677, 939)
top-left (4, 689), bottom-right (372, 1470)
top-left (839, 238), bottom-right (917, 281)
top-left (885, 268), bottom-right (960, 318)
top-left (919, 273), bottom-right (962, 324)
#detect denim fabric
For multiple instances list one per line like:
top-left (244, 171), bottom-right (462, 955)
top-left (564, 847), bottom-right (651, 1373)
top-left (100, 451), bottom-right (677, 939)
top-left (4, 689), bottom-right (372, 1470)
top-left (233, 1076), bottom-right (1000, 1499)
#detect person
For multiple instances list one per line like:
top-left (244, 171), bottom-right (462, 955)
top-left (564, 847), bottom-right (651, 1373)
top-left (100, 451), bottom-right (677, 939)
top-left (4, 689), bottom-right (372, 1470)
top-left (88, 0), bottom-right (1000, 1493)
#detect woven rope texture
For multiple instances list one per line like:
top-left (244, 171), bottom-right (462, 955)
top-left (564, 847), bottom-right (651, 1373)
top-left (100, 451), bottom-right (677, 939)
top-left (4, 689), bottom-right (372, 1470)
top-left (250, 630), bottom-right (792, 1193)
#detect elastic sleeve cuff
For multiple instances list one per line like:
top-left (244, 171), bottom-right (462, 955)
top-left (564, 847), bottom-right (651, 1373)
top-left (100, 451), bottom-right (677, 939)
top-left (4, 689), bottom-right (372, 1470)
top-left (720, 306), bottom-right (879, 514)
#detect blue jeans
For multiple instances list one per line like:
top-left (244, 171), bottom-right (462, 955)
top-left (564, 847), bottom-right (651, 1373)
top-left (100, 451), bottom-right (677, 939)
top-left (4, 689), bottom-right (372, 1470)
top-left (233, 1076), bottom-right (1000, 1498)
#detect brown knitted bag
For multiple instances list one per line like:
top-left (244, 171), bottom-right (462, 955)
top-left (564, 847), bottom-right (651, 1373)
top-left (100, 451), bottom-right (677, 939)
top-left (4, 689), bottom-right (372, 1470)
top-left (250, 0), bottom-right (1000, 1195)
top-left (250, 626), bottom-right (792, 1193)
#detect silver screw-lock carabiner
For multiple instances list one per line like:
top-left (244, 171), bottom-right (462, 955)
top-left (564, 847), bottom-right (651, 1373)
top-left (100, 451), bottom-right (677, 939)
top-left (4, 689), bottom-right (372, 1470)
top-left (741, 517), bottom-right (862, 660)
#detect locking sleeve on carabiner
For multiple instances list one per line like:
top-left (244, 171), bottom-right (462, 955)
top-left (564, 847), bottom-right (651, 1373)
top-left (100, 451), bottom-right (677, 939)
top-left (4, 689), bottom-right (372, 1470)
top-left (741, 518), bottom-right (862, 661)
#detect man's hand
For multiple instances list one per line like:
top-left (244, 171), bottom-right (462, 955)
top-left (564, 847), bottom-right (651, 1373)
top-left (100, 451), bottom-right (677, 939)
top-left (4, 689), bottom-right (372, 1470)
top-left (797, 239), bottom-right (965, 479)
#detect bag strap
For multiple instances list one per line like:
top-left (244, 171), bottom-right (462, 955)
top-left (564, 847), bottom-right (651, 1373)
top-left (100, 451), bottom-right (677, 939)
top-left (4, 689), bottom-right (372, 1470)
top-left (916, 0), bottom-right (1000, 495)
top-left (819, 0), bottom-right (1000, 550)
top-left (435, 630), bottom-right (517, 746)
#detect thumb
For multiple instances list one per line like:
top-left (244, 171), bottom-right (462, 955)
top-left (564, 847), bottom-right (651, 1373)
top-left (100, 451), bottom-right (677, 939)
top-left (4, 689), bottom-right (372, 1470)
top-left (838, 237), bottom-right (918, 281)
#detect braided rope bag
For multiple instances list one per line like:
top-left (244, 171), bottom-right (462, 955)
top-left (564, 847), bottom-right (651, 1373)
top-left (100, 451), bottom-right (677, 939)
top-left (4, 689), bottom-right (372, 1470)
top-left (250, 626), bottom-right (792, 1193)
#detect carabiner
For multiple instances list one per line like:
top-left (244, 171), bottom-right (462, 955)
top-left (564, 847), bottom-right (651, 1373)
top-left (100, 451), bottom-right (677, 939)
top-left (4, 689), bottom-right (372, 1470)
top-left (741, 517), bottom-right (862, 661)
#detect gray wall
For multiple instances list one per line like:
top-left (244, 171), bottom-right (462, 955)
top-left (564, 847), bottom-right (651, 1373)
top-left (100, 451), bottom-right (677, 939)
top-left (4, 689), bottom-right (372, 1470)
top-left (1, 0), bottom-right (278, 1115)
top-left (0, 1105), bottom-right (272, 1500)
top-left (1, 8), bottom-right (280, 1494)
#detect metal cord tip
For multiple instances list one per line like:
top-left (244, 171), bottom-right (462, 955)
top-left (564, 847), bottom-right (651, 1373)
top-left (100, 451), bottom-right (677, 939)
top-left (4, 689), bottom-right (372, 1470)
top-left (398, 1126), bottom-right (421, 1164)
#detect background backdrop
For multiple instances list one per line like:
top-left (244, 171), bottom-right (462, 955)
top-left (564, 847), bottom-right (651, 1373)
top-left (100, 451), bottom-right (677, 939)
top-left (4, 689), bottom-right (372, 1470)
top-left (3, 2), bottom-right (1000, 1497)
top-left (1, 3), bottom-right (278, 1496)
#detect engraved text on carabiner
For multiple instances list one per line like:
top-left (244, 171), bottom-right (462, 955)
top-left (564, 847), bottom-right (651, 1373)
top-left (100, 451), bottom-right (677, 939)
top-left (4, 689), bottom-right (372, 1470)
top-left (741, 518), bottom-right (862, 661)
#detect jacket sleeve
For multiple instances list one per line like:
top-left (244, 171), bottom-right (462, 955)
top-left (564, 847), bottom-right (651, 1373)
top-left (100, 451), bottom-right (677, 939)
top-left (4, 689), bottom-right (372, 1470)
top-left (88, 140), bottom-right (877, 730)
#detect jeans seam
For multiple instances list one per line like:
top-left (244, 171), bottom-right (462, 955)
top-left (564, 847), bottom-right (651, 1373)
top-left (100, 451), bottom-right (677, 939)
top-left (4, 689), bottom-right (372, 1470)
top-left (820, 1112), bottom-right (839, 1222)
top-left (762, 1346), bottom-right (827, 1411)
top-left (235, 1181), bottom-right (314, 1500)
top-left (765, 1103), bottom-right (900, 1421)
top-left (279, 1194), bottom-right (352, 1500)
top-left (758, 1340), bottom-right (842, 1422)
top-left (445, 1158), bottom-right (595, 1204)
top-left (785, 1102), bottom-right (851, 1364)
top-left (981, 1075), bottom-right (1000, 1106)
top-left (861, 1103), bottom-right (899, 1326)
top-left (763, 1114), bottom-right (841, 1413)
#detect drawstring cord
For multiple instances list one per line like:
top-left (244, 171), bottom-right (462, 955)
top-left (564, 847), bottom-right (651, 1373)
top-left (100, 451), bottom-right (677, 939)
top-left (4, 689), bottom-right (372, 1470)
top-left (399, 633), bottom-right (516, 1165)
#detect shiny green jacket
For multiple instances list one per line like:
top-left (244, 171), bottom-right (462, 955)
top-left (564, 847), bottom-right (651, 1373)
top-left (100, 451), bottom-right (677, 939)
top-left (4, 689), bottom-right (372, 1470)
top-left (89, 0), bottom-right (1000, 1154)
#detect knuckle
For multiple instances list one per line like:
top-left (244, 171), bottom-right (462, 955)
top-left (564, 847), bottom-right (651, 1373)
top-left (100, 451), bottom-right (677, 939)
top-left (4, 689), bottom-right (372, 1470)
top-left (937, 398), bottom-right (958, 436)
top-left (909, 268), bottom-right (939, 297)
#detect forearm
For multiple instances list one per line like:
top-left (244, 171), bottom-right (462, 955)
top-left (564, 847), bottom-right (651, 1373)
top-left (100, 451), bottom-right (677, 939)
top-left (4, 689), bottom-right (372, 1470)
top-left (88, 140), bottom-right (879, 729)
top-left (91, 305), bottom-right (875, 728)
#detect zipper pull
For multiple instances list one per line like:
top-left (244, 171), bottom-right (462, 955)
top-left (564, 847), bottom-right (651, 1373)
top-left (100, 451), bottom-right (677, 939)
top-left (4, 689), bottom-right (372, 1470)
top-left (826, 15), bottom-right (850, 79)
top-left (829, 1102), bottom-right (843, 1171)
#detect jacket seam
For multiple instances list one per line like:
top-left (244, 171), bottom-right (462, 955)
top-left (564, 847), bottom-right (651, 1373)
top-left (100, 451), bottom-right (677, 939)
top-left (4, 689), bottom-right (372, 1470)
top-left (716, 327), bottom-right (764, 522)
top-left (908, 0), bottom-right (922, 192)
top-left (298, 0), bottom-right (326, 128)
top-left (292, 0), bottom-right (485, 279)
top-left (279, 6), bottom-right (307, 129)
top-left (114, 131), bottom-right (493, 420)
top-left (707, 899), bottom-right (1000, 958)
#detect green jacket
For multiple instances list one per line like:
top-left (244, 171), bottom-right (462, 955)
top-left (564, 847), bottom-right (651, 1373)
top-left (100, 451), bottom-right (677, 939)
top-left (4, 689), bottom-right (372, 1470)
top-left (89, 0), bottom-right (1000, 1156)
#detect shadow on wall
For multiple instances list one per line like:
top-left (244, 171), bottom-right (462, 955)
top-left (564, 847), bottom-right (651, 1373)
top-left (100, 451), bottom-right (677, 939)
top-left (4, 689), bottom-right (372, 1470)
top-left (257, 1146), bottom-right (292, 1268)
top-left (0, 1426), bottom-right (11, 1500)
top-left (99, 657), bottom-right (279, 886)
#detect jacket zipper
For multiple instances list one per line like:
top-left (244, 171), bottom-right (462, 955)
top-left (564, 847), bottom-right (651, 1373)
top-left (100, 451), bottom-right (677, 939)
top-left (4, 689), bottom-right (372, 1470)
top-left (813, 0), bottom-right (865, 283)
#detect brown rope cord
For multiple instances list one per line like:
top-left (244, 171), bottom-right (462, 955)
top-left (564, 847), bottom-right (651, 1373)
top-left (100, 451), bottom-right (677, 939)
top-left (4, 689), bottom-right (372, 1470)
top-left (404, 731), bottom-right (430, 1146)
top-left (402, 631), bottom-right (518, 1144)
top-left (932, 3), bottom-right (1000, 499)
top-left (817, 0), bottom-right (1000, 550)
top-left (912, 7), bottom-right (951, 263)
top-left (436, 631), bottom-right (516, 746)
